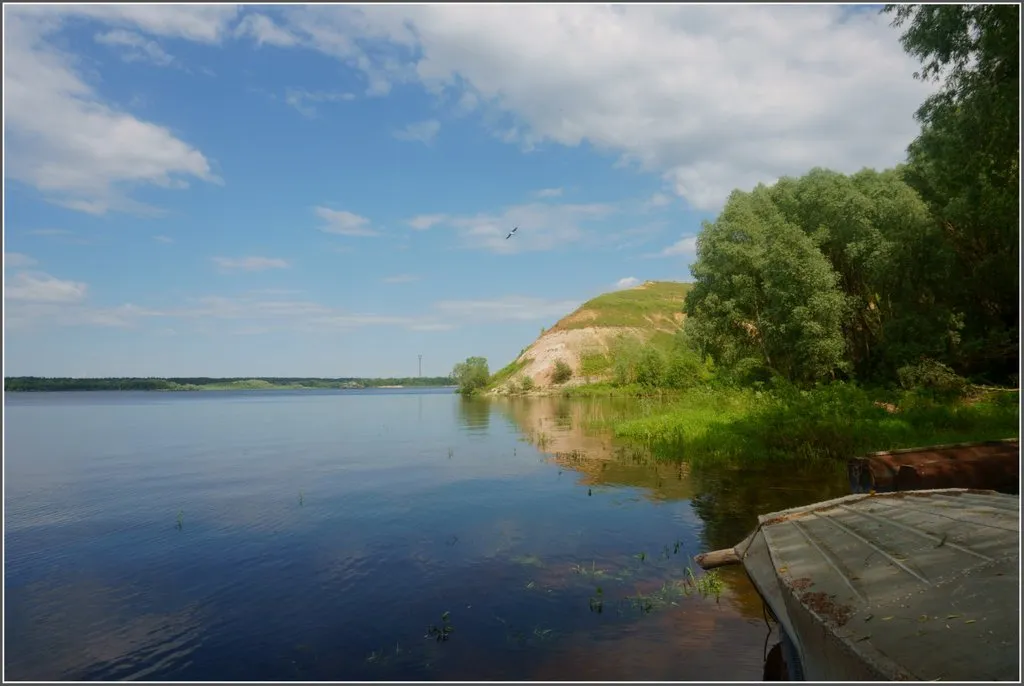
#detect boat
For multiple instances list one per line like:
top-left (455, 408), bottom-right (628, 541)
top-left (696, 488), bottom-right (1020, 681)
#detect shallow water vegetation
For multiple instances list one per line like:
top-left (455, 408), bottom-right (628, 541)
top-left (425, 611), bottom-right (454, 642)
top-left (366, 641), bottom-right (403, 665)
top-left (625, 569), bottom-right (724, 615)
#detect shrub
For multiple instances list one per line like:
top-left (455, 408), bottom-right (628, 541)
top-left (897, 359), bottom-right (967, 396)
top-left (552, 359), bottom-right (573, 384)
top-left (520, 375), bottom-right (536, 392)
top-left (635, 347), bottom-right (665, 388)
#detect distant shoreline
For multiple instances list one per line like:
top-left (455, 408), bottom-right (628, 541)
top-left (3, 377), bottom-right (457, 393)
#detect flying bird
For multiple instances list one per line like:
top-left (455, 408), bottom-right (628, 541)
top-left (505, 226), bottom-right (519, 240)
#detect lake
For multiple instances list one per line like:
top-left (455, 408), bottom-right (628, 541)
top-left (4, 388), bottom-right (848, 681)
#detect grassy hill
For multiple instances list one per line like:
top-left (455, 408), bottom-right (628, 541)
top-left (490, 281), bottom-right (693, 392)
top-left (550, 281), bottom-right (693, 332)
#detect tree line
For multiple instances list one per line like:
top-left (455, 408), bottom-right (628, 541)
top-left (683, 4), bottom-right (1018, 389)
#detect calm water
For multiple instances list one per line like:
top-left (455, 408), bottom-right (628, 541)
top-left (4, 389), bottom-right (847, 681)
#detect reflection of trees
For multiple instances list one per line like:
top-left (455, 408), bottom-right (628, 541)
top-left (687, 462), bottom-right (848, 553)
top-left (491, 395), bottom-right (851, 623)
top-left (455, 396), bottom-right (491, 433)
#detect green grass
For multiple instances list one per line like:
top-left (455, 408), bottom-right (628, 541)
top-left (488, 357), bottom-right (532, 389)
top-left (609, 384), bottom-right (1019, 464)
top-left (551, 281), bottom-right (692, 331)
top-left (578, 351), bottom-right (613, 377)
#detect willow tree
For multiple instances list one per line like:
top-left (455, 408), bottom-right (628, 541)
top-left (685, 185), bottom-right (849, 385)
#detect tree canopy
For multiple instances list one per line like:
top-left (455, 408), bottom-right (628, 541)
top-left (451, 357), bottom-right (491, 396)
top-left (684, 5), bottom-right (1019, 387)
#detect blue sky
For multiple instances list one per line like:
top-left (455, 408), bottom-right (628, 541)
top-left (3, 5), bottom-right (932, 378)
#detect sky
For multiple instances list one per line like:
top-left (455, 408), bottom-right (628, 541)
top-left (2, 4), bottom-right (936, 378)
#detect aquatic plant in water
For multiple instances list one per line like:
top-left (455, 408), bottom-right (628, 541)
top-left (425, 611), bottom-right (453, 642)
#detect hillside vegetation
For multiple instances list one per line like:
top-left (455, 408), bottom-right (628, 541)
top-left (488, 281), bottom-right (693, 393)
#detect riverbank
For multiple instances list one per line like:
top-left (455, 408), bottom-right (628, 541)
top-left (569, 383), bottom-right (1020, 465)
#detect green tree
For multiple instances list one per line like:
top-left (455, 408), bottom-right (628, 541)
top-left (451, 356), bottom-right (490, 396)
top-left (884, 4), bottom-right (1020, 380)
top-left (686, 185), bottom-right (849, 384)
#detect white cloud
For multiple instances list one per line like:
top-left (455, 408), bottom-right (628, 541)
top-left (26, 228), bottom-right (72, 237)
top-left (284, 88), bottom-right (356, 118)
top-left (4, 279), bottom-right (579, 335)
top-left (433, 295), bottom-right (582, 323)
top-left (645, 192), bottom-right (672, 209)
top-left (153, 235), bottom-right (174, 244)
top-left (381, 274), bottom-right (420, 284)
top-left (408, 214), bottom-right (447, 231)
top-left (408, 323), bottom-right (457, 332)
top-left (34, 5), bottom-right (242, 43)
top-left (258, 5), bottom-right (934, 210)
top-left (4, 252), bottom-right (38, 268)
top-left (94, 29), bottom-right (175, 66)
top-left (315, 207), bottom-right (379, 236)
top-left (535, 187), bottom-right (563, 198)
top-left (409, 201), bottom-right (615, 254)
top-left (235, 13), bottom-right (299, 47)
top-left (614, 276), bottom-right (641, 290)
top-left (212, 256), bottom-right (291, 272)
top-left (5, 271), bottom-right (88, 303)
top-left (393, 119), bottom-right (441, 145)
top-left (4, 9), bottom-right (222, 215)
top-left (656, 236), bottom-right (698, 257)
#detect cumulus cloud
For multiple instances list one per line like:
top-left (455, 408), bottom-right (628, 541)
top-left (315, 207), bottom-right (379, 236)
top-left (235, 13), bottom-right (300, 47)
top-left (5, 271), bottom-right (88, 303)
top-left (433, 295), bottom-right (582, 323)
top-left (381, 274), bottom-right (420, 284)
top-left (535, 187), bottom-right (563, 199)
top-left (393, 119), bottom-right (441, 144)
top-left (284, 88), bottom-right (356, 118)
top-left (655, 236), bottom-right (698, 257)
top-left (35, 5), bottom-right (242, 42)
top-left (407, 201), bottom-right (615, 254)
top-left (408, 214), bottom-right (447, 230)
top-left (645, 192), bottom-right (673, 209)
top-left (3, 8), bottom-right (222, 215)
top-left (255, 5), bottom-right (934, 210)
top-left (212, 256), bottom-right (291, 272)
top-left (614, 277), bottom-right (641, 290)
top-left (153, 235), bottom-right (174, 244)
top-left (4, 252), bottom-right (38, 268)
top-left (94, 29), bottom-right (175, 66)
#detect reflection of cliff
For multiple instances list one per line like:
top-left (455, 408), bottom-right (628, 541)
top-left (494, 396), bottom-right (699, 501)
top-left (491, 395), bottom-right (850, 625)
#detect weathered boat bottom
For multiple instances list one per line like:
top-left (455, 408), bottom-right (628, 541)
top-left (698, 488), bottom-right (1020, 681)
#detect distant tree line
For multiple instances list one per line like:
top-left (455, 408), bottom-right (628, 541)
top-left (3, 376), bottom-right (455, 392)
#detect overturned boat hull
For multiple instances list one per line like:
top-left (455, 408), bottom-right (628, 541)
top-left (697, 489), bottom-right (1020, 681)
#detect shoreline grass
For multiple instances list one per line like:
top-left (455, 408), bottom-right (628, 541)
top-left (600, 384), bottom-right (1019, 464)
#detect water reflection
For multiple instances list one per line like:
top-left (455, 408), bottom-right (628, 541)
top-left (5, 390), bottom-right (849, 681)
top-left (492, 394), bottom-right (850, 626)
top-left (455, 396), bottom-right (492, 433)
